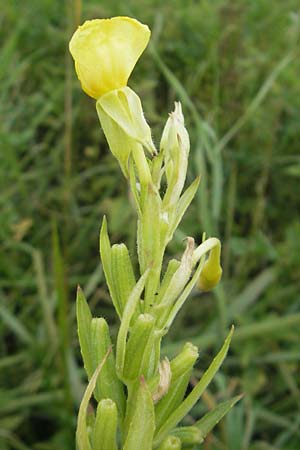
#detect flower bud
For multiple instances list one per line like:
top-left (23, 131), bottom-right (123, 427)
top-left (90, 318), bottom-right (126, 417)
top-left (158, 436), bottom-right (181, 450)
top-left (160, 102), bottom-right (190, 208)
top-left (123, 313), bottom-right (155, 380)
top-left (111, 243), bottom-right (136, 316)
top-left (69, 17), bottom-right (150, 99)
top-left (93, 399), bottom-right (118, 450)
top-left (198, 241), bottom-right (222, 291)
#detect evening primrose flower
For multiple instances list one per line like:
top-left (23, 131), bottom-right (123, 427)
top-left (69, 16), bottom-right (150, 99)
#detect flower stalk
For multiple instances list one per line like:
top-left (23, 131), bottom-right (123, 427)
top-left (70, 16), bottom-right (239, 450)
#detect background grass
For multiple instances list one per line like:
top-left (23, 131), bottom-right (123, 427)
top-left (1, 0), bottom-right (300, 449)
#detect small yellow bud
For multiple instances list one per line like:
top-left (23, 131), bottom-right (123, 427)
top-left (69, 17), bottom-right (150, 99)
top-left (198, 242), bottom-right (222, 291)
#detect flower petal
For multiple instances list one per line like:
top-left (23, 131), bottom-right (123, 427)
top-left (69, 17), bottom-right (151, 99)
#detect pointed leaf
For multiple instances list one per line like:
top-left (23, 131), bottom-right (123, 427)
top-left (99, 217), bottom-right (121, 318)
top-left (76, 286), bottom-right (93, 378)
top-left (168, 177), bottom-right (200, 241)
top-left (195, 395), bottom-right (243, 439)
top-left (154, 327), bottom-right (234, 445)
top-left (171, 426), bottom-right (202, 445)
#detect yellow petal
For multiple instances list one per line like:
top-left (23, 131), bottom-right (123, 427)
top-left (69, 17), bottom-right (150, 99)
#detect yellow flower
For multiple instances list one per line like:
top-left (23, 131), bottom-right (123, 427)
top-left (69, 16), bottom-right (150, 99)
top-left (198, 241), bottom-right (223, 291)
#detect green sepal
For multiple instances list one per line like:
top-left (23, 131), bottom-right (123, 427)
top-left (154, 327), bottom-right (234, 446)
top-left (98, 87), bottom-right (156, 156)
top-left (99, 217), bottom-right (121, 319)
top-left (123, 313), bottom-right (155, 380)
top-left (111, 243), bottom-right (136, 315)
top-left (195, 395), bottom-right (243, 440)
top-left (116, 269), bottom-right (150, 378)
top-left (92, 399), bottom-right (118, 450)
top-left (158, 435), bottom-right (181, 450)
top-left (155, 343), bottom-right (199, 431)
top-left (76, 349), bottom-right (111, 450)
top-left (170, 426), bottom-right (202, 446)
top-left (123, 378), bottom-right (155, 450)
top-left (96, 100), bottom-right (132, 177)
top-left (76, 286), bottom-right (93, 379)
top-left (90, 318), bottom-right (125, 417)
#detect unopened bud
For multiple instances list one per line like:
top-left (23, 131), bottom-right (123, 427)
top-left (198, 242), bottom-right (222, 291)
top-left (158, 435), bottom-right (181, 450)
top-left (93, 399), bottom-right (118, 450)
top-left (160, 102), bottom-right (190, 207)
top-left (123, 313), bottom-right (155, 380)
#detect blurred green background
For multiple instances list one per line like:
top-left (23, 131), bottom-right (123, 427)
top-left (1, 0), bottom-right (300, 449)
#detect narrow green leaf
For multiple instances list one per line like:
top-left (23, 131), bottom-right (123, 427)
top-left (93, 399), bottom-right (118, 450)
top-left (154, 327), bottom-right (234, 445)
top-left (156, 259), bottom-right (180, 305)
top-left (76, 286), bottom-right (93, 378)
top-left (195, 395), bottom-right (243, 439)
top-left (123, 378), bottom-right (155, 450)
top-left (168, 176), bottom-right (200, 240)
top-left (116, 269), bottom-right (150, 377)
top-left (129, 158), bottom-right (141, 215)
top-left (76, 348), bottom-right (111, 450)
top-left (99, 217), bottom-right (121, 318)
